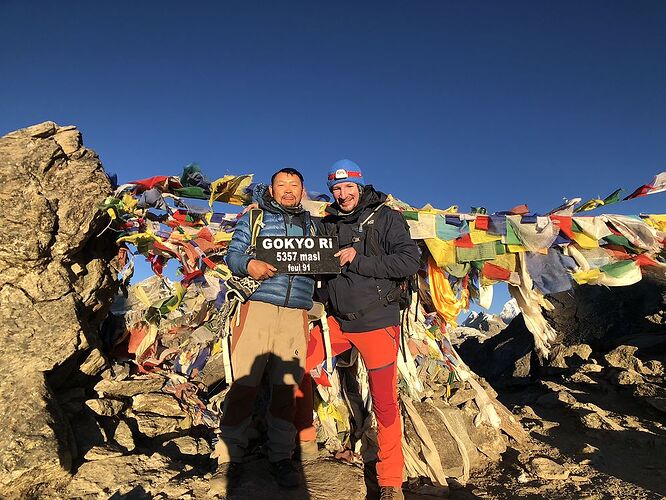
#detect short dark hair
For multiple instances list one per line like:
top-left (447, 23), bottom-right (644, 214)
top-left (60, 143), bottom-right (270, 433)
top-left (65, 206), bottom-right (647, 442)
top-left (271, 167), bottom-right (304, 186)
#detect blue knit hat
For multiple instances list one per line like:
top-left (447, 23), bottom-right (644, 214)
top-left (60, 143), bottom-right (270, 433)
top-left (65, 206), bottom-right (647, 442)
top-left (326, 159), bottom-right (365, 191)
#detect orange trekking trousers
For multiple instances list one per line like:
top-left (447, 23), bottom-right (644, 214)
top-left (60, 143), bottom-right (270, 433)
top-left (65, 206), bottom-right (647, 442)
top-left (295, 316), bottom-right (404, 488)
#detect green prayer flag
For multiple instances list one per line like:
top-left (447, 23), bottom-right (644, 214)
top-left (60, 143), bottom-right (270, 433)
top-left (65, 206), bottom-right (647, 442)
top-left (602, 188), bottom-right (624, 206)
top-left (505, 221), bottom-right (521, 245)
top-left (601, 260), bottom-right (635, 278)
top-left (174, 186), bottom-right (209, 200)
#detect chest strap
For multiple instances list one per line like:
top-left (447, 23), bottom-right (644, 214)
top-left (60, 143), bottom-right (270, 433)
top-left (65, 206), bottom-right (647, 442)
top-left (337, 285), bottom-right (402, 321)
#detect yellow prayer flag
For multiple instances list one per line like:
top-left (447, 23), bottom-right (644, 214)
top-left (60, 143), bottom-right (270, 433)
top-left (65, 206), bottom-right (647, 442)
top-left (424, 238), bottom-right (456, 268)
top-left (571, 232), bottom-right (600, 249)
top-left (572, 268), bottom-right (601, 284)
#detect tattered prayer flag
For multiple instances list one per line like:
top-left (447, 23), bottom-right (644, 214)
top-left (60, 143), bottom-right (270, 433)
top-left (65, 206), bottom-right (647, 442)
top-left (574, 198), bottom-right (604, 213)
top-left (624, 185), bottom-right (651, 201)
top-left (624, 172), bottom-right (666, 200)
top-left (600, 260), bottom-right (636, 278)
top-left (602, 188), bottom-right (624, 205)
top-left (572, 268), bottom-right (601, 284)
top-left (482, 262), bottom-right (512, 281)
top-left (551, 215), bottom-right (574, 239)
top-left (209, 174), bottom-right (254, 206)
top-left (475, 215), bottom-right (489, 230)
top-left (509, 204), bottom-right (529, 215)
top-left (635, 254), bottom-right (658, 267)
top-left (454, 233), bottom-right (474, 248)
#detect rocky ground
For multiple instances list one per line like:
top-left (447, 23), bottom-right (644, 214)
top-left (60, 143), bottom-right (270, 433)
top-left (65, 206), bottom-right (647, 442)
top-left (445, 344), bottom-right (666, 500)
top-left (39, 342), bottom-right (662, 500)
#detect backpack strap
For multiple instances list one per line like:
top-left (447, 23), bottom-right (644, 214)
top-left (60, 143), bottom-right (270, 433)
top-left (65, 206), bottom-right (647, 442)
top-left (248, 208), bottom-right (264, 247)
top-left (358, 202), bottom-right (386, 233)
top-left (304, 210), bottom-right (315, 236)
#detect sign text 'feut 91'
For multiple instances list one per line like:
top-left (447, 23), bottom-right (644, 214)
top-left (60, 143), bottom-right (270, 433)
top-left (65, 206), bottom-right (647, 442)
top-left (255, 236), bottom-right (340, 274)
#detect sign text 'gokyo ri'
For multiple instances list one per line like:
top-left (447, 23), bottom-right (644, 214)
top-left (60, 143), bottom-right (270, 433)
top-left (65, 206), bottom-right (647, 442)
top-left (256, 236), bottom-right (340, 274)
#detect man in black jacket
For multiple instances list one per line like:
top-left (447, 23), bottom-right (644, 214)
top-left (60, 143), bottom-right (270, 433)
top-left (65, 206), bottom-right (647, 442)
top-left (297, 159), bottom-right (420, 500)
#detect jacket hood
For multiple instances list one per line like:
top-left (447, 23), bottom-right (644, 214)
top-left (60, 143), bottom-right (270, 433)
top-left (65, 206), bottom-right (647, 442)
top-left (326, 184), bottom-right (387, 219)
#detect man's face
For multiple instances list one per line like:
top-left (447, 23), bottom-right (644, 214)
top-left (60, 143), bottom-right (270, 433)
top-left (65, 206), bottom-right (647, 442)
top-left (331, 182), bottom-right (361, 213)
top-left (269, 173), bottom-right (304, 208)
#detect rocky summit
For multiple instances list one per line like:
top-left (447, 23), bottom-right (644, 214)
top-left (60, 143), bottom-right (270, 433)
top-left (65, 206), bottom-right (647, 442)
top-left (0, 122), bottom-right (665, 500)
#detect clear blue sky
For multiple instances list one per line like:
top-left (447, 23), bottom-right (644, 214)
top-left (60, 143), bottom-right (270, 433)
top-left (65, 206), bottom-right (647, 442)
top-left (2, 1), bottom-right (664, 313)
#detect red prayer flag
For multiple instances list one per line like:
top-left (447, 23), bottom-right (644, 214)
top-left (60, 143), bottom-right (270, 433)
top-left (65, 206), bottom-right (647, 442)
top-left (454, 233), bottom-right (474, 248)
top-left (475, 215), bottom-right (489, 230)
top-left (550, 215), bottom-right (575, 239)
top-left (482, 262), bottom-right (512, 281)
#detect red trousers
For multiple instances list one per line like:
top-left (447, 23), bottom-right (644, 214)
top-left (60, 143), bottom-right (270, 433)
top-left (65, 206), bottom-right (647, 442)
top-left (295, 316), bottom-right (404, 487)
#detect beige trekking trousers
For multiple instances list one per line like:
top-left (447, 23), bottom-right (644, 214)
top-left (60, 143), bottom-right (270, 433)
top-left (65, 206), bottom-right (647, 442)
top-left (216, 300), bottom-right (309, 463)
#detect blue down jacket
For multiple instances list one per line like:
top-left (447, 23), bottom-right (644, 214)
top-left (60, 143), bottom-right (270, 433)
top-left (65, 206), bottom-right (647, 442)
top-left (225, 185), bottom-right (315, 310)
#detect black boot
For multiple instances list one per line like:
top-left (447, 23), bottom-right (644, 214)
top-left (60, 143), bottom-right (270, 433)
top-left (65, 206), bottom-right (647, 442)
top-left (270, 458), bottom-right (301, 489)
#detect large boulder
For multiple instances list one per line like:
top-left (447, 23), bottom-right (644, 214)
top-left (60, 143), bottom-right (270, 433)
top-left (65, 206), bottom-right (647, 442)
top-left (544, 267), bottom-right (666, 350)
top-left (0, 122), bottom-right (118, 497)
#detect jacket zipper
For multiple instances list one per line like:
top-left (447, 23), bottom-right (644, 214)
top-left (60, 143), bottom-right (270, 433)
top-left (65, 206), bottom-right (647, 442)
top-left (283, 214), bottom-right (293, 307)
top-left (284, 275), bottom-right (294, 307)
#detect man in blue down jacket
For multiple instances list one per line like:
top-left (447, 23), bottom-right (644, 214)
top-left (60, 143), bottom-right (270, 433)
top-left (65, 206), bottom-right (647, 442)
top-left (210, 168), bottom-right (314, 493)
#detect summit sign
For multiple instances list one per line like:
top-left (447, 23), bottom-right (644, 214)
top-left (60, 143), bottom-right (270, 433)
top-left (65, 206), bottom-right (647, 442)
top-left (256, 236), bottom-right (340, 274)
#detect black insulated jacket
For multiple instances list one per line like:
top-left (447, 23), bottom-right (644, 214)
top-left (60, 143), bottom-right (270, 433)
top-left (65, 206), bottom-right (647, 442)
top-left (320, 186), bottom-right (420, 332)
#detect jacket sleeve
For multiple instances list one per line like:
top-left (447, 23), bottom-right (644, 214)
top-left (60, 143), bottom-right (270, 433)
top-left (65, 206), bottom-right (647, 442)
top-left (347, 208), bottom-right (420, 279)
top-left (225, 212), bottom-right (254, 277)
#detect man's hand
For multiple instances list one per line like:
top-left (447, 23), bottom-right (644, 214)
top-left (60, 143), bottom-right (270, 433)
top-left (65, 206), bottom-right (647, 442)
top-left (334, 247), bottom-right (357, 266)
top-left (247, 259), bottom-right (277, 280)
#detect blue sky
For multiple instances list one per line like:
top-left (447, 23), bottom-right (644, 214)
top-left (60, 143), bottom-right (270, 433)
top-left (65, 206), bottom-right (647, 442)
top-left (1, 1), bottom-right (664, 313)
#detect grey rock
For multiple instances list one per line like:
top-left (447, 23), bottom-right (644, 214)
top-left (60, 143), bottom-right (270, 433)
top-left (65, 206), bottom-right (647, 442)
top-left (0, 373), bottom-right (74, 497)
top-left (0, 122), bottom-right (118, 497)
top-left (113, 420), bottom-right (135, 452)
top-left (543, 268), bottom-right (666, 348)
top-left (162, 436), bottom-right (211, 458)
top-left (530, 457), bottom-right (569, 480)
top-left (578, 363), bottom-right (603, 374)
top-left (609, 369), bottom-right (644, 386)
top-left (512, 351), bottom-right (532, 378)
top-left (86, 398), bottom-right (125, 417)
top-left (643, 360), bottom-right (664, 376)
top-left (131, 392), bottom-right (184, 417)
top-left (567, 372), bottom-right (598, 385)
top-left (83, 445), bottom-right (125, 461)
top-left (66, 453), bottom-right (366, 500)
top-left (633, 383), bottom-right (666, 414)
top-left (53, 128), bottom-right (82, 155)
top-left (536, 391), bottom-right (577, 408)
top-left (94, 376), bottom-right (165, 398)
top-left (448, 388), bottom-right (477, 406)
top-left (549, 344), bottom-right (593, 369)
top-left (79, 348), bottom-right (108, 376)
top-left (129, 412), bottom-right (182, 439)
top-left (604, 345), bottom-right (644, 372)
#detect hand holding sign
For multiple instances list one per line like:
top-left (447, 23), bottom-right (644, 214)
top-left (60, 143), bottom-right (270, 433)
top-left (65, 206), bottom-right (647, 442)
top-left (256, 237), bottom-right (340, 274)
top-left (247, 259), bottom-right (277, 280)
top-left (334, 247), bottom-right (357, 266)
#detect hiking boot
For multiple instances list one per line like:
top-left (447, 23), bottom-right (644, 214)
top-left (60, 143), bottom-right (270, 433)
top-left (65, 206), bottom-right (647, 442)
top-left (379, 486), bottom-right (405, 500)
top-left (208, 461), bottom-right (243, 497)
top-left (270, 458), bottom-right (301, 489)
top-left (300, 439), bottom-right (319, 461)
